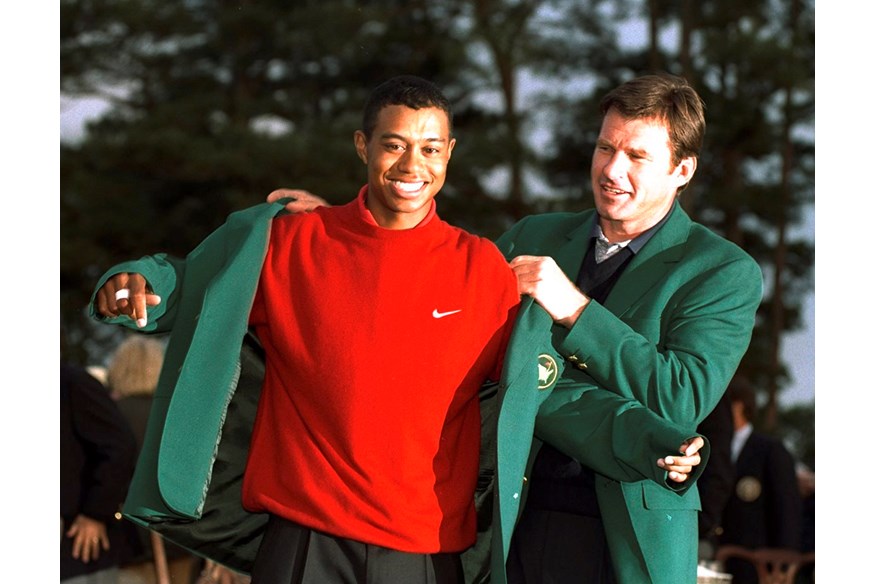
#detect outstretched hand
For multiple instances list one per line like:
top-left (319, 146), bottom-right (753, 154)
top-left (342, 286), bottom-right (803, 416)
top-left (94, 272), bottom-right (162, 328)
top-left (267, 188), bottom-right (330, 213)
top-left (657, 436), bottom-right (705, 483)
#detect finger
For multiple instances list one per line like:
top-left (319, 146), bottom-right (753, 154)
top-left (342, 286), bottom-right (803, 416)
top-left (124, 274), bottom-right (156, 328)
top-left (267, 189), bottom-right (329, 212)
top-left (84, 537), bottom-right (100, 563)
top-left (95, 274), bottom-right (131, 318)
top-left (668, 471), bottom-right (688, 483)
top-left (682, 436), bottom-right (705, 456)
top-left (267, 188), bottom-right (303, 204)
top-left (508, 255), bottom-right (540, 268)
top-left (71, 535), bottom-right (84, 560)
top-left (670, 453), bottom-right (701, 467)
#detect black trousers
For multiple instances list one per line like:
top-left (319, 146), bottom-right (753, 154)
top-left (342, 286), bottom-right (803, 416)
top-left (251, 515), bottom-right (464, 584)
top-left (507, 507), bottom-right (617, 584)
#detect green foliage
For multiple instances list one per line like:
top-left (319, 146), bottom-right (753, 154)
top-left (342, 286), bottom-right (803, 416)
top-left (61, 0), bottom-right (814, 446)
top-left (775, 402), bottom-right (815, 471)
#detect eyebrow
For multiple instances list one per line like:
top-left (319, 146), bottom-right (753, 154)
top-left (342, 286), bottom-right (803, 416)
top-left (596, 138), bottom-right (651, 159)
top-left (380, 132), bottom-right (448, 144)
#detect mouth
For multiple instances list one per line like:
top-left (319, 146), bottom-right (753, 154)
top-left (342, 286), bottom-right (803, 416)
top-left (600, 183), bottom-right (629, 198)
top-left (391, 180), bottom-right (427, 196)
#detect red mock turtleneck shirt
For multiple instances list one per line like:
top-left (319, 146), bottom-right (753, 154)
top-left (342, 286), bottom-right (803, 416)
top-left (244, 186), bottom-right (520, 553)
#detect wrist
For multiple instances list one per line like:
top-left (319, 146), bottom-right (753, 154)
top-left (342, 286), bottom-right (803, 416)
top-left (557, 294), bottom-right (589, 328)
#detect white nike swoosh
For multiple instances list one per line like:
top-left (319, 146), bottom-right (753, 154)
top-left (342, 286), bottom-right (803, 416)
top-left (432, 309), bottom-right (462, 319)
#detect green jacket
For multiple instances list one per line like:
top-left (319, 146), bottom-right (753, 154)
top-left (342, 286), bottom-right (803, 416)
top-left (91, 201), bottom-right (710, 579)
top-left (492, 201), bottom-right (763, 583)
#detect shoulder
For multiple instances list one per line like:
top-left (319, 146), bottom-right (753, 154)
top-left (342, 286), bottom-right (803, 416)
top-left (685, 220), bottom-right (757, 266)
top-left (680, 221), bottom-right (762, 288)
top-left (495, 209), bottom-right (595, 253)
top-left (444, 222), bottom-right (509, 263)
top-left (511, 209), bottom-right (594, 234)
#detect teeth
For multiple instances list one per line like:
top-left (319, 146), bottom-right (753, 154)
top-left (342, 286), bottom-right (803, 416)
top-left (394, 181), bottom-right (425, 193)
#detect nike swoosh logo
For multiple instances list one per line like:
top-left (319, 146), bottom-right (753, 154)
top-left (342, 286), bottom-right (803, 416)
top-left (432, 309), bottom-right (462, 319)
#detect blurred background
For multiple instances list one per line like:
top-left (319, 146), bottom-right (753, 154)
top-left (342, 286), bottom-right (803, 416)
top-left (60, 0), bottom-right (814, 469)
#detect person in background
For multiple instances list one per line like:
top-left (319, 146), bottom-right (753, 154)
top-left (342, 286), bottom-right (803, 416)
top-left (105, 335), bottom-right (207, 584)
top-left (795, 464), bottom-right (815, 584)
top-left (695, 393), bottom-right (736, 562)
top-left (107, 336), bottom-right (165, 451)
top-left (718, 376), bottom-right (803, 584)
top-left (61, 362), bottom-right (138, 583)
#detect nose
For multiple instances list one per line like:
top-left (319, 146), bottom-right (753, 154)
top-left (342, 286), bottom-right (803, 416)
top-left (396, 147), bottom-right (425, 174)
top-left (601, 152), bottom-right (629, 182)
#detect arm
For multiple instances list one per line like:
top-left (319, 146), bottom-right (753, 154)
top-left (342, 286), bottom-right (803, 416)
top-left (65, 367), bottom-right (138, 563)
top-left (535, 374), bottom-right (708, 493)
top-left (556, 257), bottom-right (762, 424)
top-left (89, 253), bottom-right (186, 332)
top-left (511, 250), bottom-right (762, 425)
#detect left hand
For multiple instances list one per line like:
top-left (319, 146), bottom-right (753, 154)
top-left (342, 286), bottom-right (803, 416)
top-left (66, 514), bottom-right (109, 564)
top-left (266, 188), bottom-right (329, 213)
top-left (197, 560), bottom-right (252, 584)
top-left (657, 436), bottom-right (705, 483)
top-left (509, 255), bottom-right (589, 327)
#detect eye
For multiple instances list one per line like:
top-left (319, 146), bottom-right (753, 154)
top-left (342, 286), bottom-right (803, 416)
top-left (423, 147), bottom-right (440, 155)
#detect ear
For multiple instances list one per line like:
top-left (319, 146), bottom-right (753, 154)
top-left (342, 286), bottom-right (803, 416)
top-left (353, 130), bottom-right (368, 165)
top-left (447, 137), bottom-right (457, 161)
top-left (674, 156), bottom-right (697, 188)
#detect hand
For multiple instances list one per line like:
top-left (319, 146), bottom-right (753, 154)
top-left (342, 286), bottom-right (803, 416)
top-left (94, 272), bottom-right (162, 328)
top-left (657, 436), bottom-right (705, 483)
top-left (197, 560), bottom-right (251, 584)
top-left (267, 188), bottom-right (329, 213)
top-left (509, 255), bottom-right (589, 327)
top-left (66, 514), bottom-right (109, 564)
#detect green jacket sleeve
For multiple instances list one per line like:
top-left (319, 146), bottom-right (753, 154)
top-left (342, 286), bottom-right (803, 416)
top-left (535, 374), bottom-right (709, 494)
top-left (553, 254), bottom-right (763, 425)
top-left (88, 253), bottom-right (186, 333)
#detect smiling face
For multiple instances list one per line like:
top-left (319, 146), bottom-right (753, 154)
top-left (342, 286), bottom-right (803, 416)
top-left (590, 108), bottom-right (696, 242)
top-left (354, 104), bottom-right (456, 230)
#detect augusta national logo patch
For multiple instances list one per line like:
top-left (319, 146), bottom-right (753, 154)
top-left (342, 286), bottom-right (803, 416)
top-left (537, 354), bottom-right (559, 390)
top-left (736, 476), bottom-right (762, 502)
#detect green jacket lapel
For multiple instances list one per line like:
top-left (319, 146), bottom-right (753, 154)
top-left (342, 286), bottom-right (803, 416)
top-left (603, 202), bottom-right (691, 315)
top-left (549, 213), bottom-right (596, 281)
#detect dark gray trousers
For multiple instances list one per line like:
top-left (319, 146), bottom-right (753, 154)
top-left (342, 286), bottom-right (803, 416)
top-left (251, 515), bottom-right (464, 584)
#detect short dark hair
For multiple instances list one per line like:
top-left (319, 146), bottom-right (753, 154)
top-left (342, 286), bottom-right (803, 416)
top-left (600, 73), bottom-right (706, 169)
top-left (727, 375), bottom-right (758, 423)
top-left (361, 75), bottom-right (453, 140)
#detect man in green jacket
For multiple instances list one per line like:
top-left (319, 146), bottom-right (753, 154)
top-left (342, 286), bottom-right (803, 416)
top-left (92, 75), bottom-right (708, 583)
top-left (270, 73), bottom-right (762, 583)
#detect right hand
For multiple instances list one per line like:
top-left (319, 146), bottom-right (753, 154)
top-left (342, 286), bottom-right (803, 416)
top-left (657, 436), bottom-right (705, 483)
top-left (94, 272), bottom-right (162, 328)
top-left (267, 188), bottom-right (330, 213)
